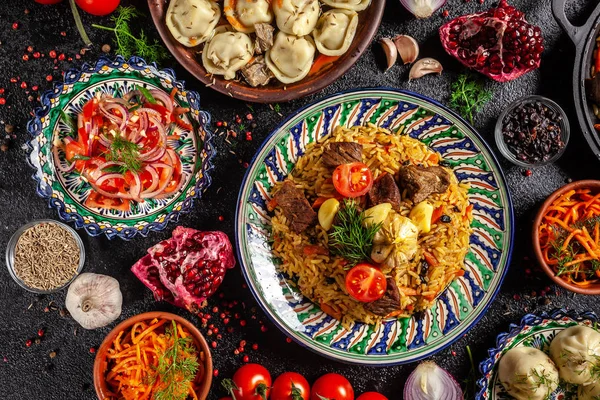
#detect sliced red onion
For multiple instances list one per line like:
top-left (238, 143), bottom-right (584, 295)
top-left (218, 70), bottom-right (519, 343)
top-left (404, 361), bottom-right (463, 400)
top-left (98, 134), bottom-right (112, 148)
top-left (137, 107), bottom-right (163, 119)
top-left (399, 0), bottom-right (446, 18)
top-left (95, 173), bottom-right (124, 187)
top-left (141, 164), bottom-right (173, 199)
top-left (150, 89), bottom-right (174, 112)
top-left (140, 146), bottom-right (166, 163)
top-left (140, 165), bottom-right (159, 195)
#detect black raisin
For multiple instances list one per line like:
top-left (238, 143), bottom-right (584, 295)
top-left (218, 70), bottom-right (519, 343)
top-left (441, 215), bottom-right (452, 223)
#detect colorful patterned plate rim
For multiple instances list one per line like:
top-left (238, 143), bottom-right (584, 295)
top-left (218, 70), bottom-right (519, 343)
top-left (26, 55), bottom-right (216, 240)
top-left (476, 308), bottom-right (599, 400)
top-left (235, 88), bottom-right (515, 365)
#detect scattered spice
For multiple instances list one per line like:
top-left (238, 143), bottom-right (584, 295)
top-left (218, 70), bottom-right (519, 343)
top-left (49, 351), bottom-right (57, 359)
top-left (12, 222), bottom-right (80, 291)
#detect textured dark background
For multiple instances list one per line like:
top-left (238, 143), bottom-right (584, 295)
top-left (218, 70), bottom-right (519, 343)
top-left (0, 0), bottom-right (599, 399)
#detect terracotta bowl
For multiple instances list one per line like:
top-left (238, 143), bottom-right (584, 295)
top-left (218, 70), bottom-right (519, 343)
top-left (93, 311), bottom-right (212, 400)
top-left (532, 180), bottom-right (600, 295)
top-left (147, 0), bottom-right (385, 103)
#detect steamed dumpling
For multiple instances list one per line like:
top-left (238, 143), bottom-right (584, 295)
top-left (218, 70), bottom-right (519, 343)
top-left (265, 32), bottom-right (316, 84)
top-left (166, 0), bottom-right (221, 47)
top-left (580, 382), bottom-right (600, 400)
top-left (313, 9), bottom-right (358, 56)
top-left (549, 325), bottom-right (600, 385)
top-left (224, 0), bottom-right (273, 33)
top-left (273, 0), bottom-right (320, 37)
top-left (320, 0), bottom-right (370, 11)
top-left (498, 347), bottom-right (559, 400)
top-left (202, 27), bottom-right (254, 80)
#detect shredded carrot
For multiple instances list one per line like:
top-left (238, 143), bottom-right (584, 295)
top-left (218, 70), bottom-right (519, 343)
top-left (538, 188), bottom-right (600, 284)
top-left (170, 87), bottom-right (178, 102)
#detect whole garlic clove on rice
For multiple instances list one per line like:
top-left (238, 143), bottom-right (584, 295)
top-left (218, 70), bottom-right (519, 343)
top-left (66, 273), bottom-right (122, 330)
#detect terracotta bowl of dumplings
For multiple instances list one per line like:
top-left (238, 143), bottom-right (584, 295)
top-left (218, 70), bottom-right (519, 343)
top-left (148, 0), bottom-right (385, 103)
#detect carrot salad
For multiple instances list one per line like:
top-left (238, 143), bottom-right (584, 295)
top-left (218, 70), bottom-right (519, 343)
top-left (539, 188), bottom-right (600, 285)
top-left (104, 318), bottom-right (204, 400)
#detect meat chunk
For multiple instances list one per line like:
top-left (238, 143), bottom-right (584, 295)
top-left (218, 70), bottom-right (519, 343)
top-left (254, 23), bottom-right (274, 54)
top-left (397, 165), bottom-right (450, 204)
top-left (364, 278), bottom-right (401, 317)
top-left (241, 55), bottom-right (273, 87)
top-left (274, 181), bottom-right (317, 233)
top-left (368, 173), bottom-right (401, 209)
top-left (320, 142), bottom-right (363, 168)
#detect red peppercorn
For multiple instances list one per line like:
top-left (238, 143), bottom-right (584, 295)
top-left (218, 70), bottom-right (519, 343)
top-left (243, 162), bottom-right (249, 168)
top-left (49, 50), bottom-right (57, 59)
top-left (223, 318), bottom-right (230, 325)
top-left (75, 54), bottom-right (81, 60)
top-left (240, 320), bottom-right (247, 327)
top-left (207, 330), bottom-right (213, 336)
top-left (213, 369), bottom-right (219, 377)
top-left (235, 116), bottom-right (242, 124)
top-left (227, 327), bottom-right (234, 333)
top-left (238, 347), bottom-right (244, 353)
top-left (89, 347), bottom-right (96, 354)
top-left (217, 334), bottom-right (222, 340)
top-left (27, 46), bottom-right (33, 53)
top-left (252, 343), bottom-right (258, 351)
top-left (442, 9), bottom-right (449, 17)
top-left (20, 82), bottom-right (27, 89)
top-left (37, 329), bottom-right (44, 337)
top-left (46, 75), bottom-right (53, 82)
top-left (260, 325), bottom-right (268, 333)
top-left (216, 121), bottom-right (223, 127)
top-left (12, 22), bottom-right (19, 30)
top-left (60, 31), bottom-right (66, 36)
top-left (240, 340), bottom-right (247, 347)
top-left (286, 337), bottom-right (292, 343)
top-left (243, 355), bottom-right (249, 363)
top-left (10, 77), bottom-right (17, 83)
top-left (25, 340), bottom-right (32, 347)
top-left (451, 351), bottom-right (457, 356)
top-left (524, 169), bottom-right (532, 177)
top-left (513, 294), bottom-right (521, 300)
top-left (213, 328), bottom-right (219, 334)
top-left (58, 53), bottom-right (65, 61)
top-left (211, 341), bottom-right (217, 349)
top-left (0, 89), bottom-right (4, 94)
top-left (218, 215), bottom-right (224, 222)
top-left (0, 98), bottom-right (6, 105)
top-left (212, 306), bottom-right (219, 313)
top-left (33, 52), bottom-right (40, 59)
top-left (22, 54), bottom-right (29, 61)
top-left (246, 113), bottom-right (253, 121)
top-left (234, 349), bottom-right (239, 355)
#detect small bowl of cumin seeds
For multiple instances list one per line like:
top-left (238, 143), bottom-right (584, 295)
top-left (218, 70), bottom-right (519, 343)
top-left (6, 220), bottom-right (85, 293)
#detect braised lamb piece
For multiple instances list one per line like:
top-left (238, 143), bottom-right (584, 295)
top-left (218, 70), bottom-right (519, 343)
top-left (320, 142), bottom-right (363, 168)
top-left (241, 55), bottom-right (273, 87)
top-left (397, 165), bottom-right (450, 203)
top-left (364, 278), bottom-right (401, 317)
top-left (274, 181), bottom-right (317, 233)
top-left (254, 23), bottom-right (274, 55)
top-left (368, 172), bottom-right (401, 209)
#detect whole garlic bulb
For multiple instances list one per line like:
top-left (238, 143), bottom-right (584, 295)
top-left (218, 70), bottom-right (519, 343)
top-left (66, 273), bottom-right (122, 330)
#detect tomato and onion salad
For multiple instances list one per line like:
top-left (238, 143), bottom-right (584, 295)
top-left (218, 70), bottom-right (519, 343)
top-left (55, 89), bottom-right (190, 212)
top-left (332, 162), bottom-right (373, 198)
top-left (345, 263), bottom-right (387, 302)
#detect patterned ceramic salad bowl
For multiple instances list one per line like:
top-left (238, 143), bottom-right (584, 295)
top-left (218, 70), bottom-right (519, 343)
top-left (236, 88), bottom-right (515, 365)
top-left (27, 56), bottom-right (215, 240)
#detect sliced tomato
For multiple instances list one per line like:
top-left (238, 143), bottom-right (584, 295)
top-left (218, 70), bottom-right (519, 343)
top-left (144, 102), bottom-right (170, 124)
top-left (345, 263), bottom-right (387, 302)
top-left (82, 98), bottom-right (97, 120)
top-left (139, 169), bottom-right (155, 191)
top-left (139, 129), bottom-right (161, 152)
top-left (333, 162), bottom-right (373, 198)
top-left (161, 152), bottom-right (183, 195)
top-left (63, 137), bottom-right (85, 163)
top-left (85, 191), bottom-right (131, 211)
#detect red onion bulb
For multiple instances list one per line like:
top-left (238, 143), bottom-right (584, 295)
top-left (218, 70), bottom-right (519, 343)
top-left (404, 361), bottom-right (463, 400)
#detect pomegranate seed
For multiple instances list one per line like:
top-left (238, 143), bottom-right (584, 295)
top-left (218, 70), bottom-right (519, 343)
top-left (0, 89), bottom-right (5, 94)
top-left (10, 77), bottom-right (17, 83)
top-left (442, 9), bottom-right (449, 17)
top-left (0, 98), bottom-right (6, 105)
top-left (89, 347), bottom-right (96, 353)
top-left (211, 341), bottom-right (217, 348)
top-left (213, 369), bottom-right (219, 377)
top-left (49, 50), bottom-right (57, 59)
top-left (513, 294), bottom-right (521, 300)
top-left (240, 320), bottom-right (247, 327)
top-left (27, 46), bottom-right (33, 52)
top-left (33, 52), bottom-right (40, 59)
top-left (220, 313), bottom-right (226, 319)
top-left (234, 349), bottom-right (239, 355)
top-left (243, 162), bottom-right (249, 168)
top-left (37, 328), bottom-right (44, 337)
top-left (252, 343), bottom-right (258, 351)
top-left (217, 334), bottom-right (222, 340)
top-left (246, 113), bottom-right (253, 120)
top-left (216, 121), bottom-right (223, 127)
top-left (243, 355), bottom-right (249, 363)
top-left (212, 306), bottom-right (218, 313)
top-left (223, 318), bottom-right (230, 325)
top-left (46, 75), bottom-right (53, 82)
top-left (260, 325), bottom-right (268, 333)
top-left (240, 340), bottom-right (247, 347)
top-left (20, 82), bottom-right (27, 89)
top-left (452, 351), bottom-right (457, 356)
top-left (25, 340), bottom-right (32, 347)
top-left (238, 347), bottom-right (244, 353)
top-left (22, 54), bottom-right (29, 61)
top-left (218, 215), bottom-right (224, 222)
top-left (286, 337), bottom-right (292, 343)
top-left (227, 327), bottom-right (234, 333)
top-left (213, 328), bottom-right (219, 334)
top-left (58, 53), bottom-right (65, 61)
top-left (12, 22), bottom-right (19, 30)
top-left (524, 169), bottom-right (532, 177)
top-left (60, 31), bottom-right (66, 36)
top-left (207, 330), bottom-right (213, 336)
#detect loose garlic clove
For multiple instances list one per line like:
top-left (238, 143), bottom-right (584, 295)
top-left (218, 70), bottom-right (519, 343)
top-left (409, 58), bottom-right (443, 81)
top-left (66, 273), bottom-right (122, 330)
top-left (379, 38), bottom-right (398, 72)
top-left (394, 35), bottom-right (419, 64)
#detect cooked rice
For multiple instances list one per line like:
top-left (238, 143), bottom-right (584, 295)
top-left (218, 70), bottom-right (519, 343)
top-left (270, 124), bottom-right (473, 326)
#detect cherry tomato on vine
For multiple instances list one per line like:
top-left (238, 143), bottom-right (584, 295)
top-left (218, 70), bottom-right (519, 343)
top-left (356, 393), bottom-right (388, 400)
top-left (345, 263), bottom-right (387, 303)
top-left (271, 372), bottom-right (310, 400)
top-left (223, 364), bottom-right (272, 400)
top-left (75, 0), bottom-right (120, 16)
top-left (310, 373), bottom-right (354, 400)
top-left (332, 162), bottom-right (373, 198)
top-left (34, 0), bottom-right (63, 4)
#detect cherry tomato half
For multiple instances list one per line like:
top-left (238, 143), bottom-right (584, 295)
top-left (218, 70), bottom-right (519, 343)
top-left (75, 0), bottom-right (120, 16)
top-left (34, 0), bottom-right (63, 4)
top-left (271, 372), bottom-right (310, 400)
top-left (310, 373), bottom-right (354, 400)
top-left (230, 364), bottom-right (272, 400)
top-left (332, 162), bottom-right (373, 198)
top-left (345, 263), bottom-right (387, 303)
top-left (356, 393), bottom-right (389, 400)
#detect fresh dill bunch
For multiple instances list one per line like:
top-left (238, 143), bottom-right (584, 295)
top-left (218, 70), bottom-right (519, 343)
top-left (449, 73), bottom-right (493, 125)
top-left (105, 134), bottom-right (142, 173)
top-left (153, 321), bottom-right (199, 400)
top-left (328, 199), bottom-right (382, 266)
top-left (92, 6), bottom-right (169, 63)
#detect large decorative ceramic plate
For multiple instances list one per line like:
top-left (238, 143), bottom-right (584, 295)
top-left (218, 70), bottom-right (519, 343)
top-left (236, 88), bottom-right (514, 365)
top-left (27, 56), bottom-right (215, 240)
top-left (477, 309), bottom-right (599, 400)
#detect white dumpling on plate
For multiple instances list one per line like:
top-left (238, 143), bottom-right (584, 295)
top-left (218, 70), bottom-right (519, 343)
top-left (549, 325), bottom-right (600, 385)
top-left (265, 32), bottom-right (316, 84)
top-left (312, 9), bottom-right (358, 56)
top-left (223, 0), bottom-right (273, 33)
top-left (580, 382), bottom-right (600, 400)
top-left (497, 347), bottom-right (559, 400)
top-left (320, 0), bottom-right (370, 11)
top-left (273, 0), bottom-right (320, 37)
top-left (166, 0), bottom-right (221, 47)
top-left (202, 26), bottom-right (254, 80)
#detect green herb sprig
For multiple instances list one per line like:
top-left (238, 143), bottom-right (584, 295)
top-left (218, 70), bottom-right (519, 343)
top-left (153, 321), bottom-right (199, 400)
top-left (329, 200), bottom-right (382, 266)
top-left (92, 6), bottom-right (169, 63)
top-left (136, 85), bottom-right (157, 105)
top-left (105, 134), bottom-right (142, 174)
top-left (449, 73), bottom-right (493, 125)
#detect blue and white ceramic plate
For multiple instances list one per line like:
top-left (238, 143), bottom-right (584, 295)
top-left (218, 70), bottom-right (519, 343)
top-left (236, 88), bottom-right (515, 365)
top-left (477, 309), bottom-right (599, 400)
top-left (27, 56), bottom-right (215, 240)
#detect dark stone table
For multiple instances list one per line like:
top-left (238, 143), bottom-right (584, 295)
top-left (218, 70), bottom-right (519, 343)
top-left (0, 0), bottom-right (598, 398)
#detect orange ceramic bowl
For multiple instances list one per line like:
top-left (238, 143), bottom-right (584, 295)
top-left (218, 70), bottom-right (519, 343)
top-left (93, 311), bottom-right (212, 399)
top-left (532, 180), bottom-right (600, 295)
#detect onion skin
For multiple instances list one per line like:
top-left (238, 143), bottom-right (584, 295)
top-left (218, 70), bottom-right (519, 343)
top-left (404, 361), bottom-right (463, 400)
top-left (399, 0), bottom-right (446, 19)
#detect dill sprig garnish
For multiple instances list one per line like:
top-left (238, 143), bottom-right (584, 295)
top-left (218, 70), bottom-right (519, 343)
top-left (449, 73), bottom-right (493, 125)
top-left (105, 134), bottom-right (142, 174)
top-left (153, 321), bottom-right (199, 400)
top-left (328, 199), bottom-right (382, 266)
top-left (92, 6), bottom-right (169, 63)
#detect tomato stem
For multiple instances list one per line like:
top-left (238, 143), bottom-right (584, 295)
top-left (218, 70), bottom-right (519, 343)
top-left (256, 383), bottom-right (269, 400)
top-left (68, 0), bottom-right (92, 46)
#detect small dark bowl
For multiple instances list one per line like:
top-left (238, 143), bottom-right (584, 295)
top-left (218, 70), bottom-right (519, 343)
top-left (147, 0), bottom-right (385, 103)
top-left (532, 180), bottom-right (600, 295)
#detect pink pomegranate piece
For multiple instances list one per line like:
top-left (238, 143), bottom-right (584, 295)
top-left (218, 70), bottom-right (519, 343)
top-left (439, 0), bottom-right (544, 82)
top-left (131, 226), bottom-right (236, 313)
